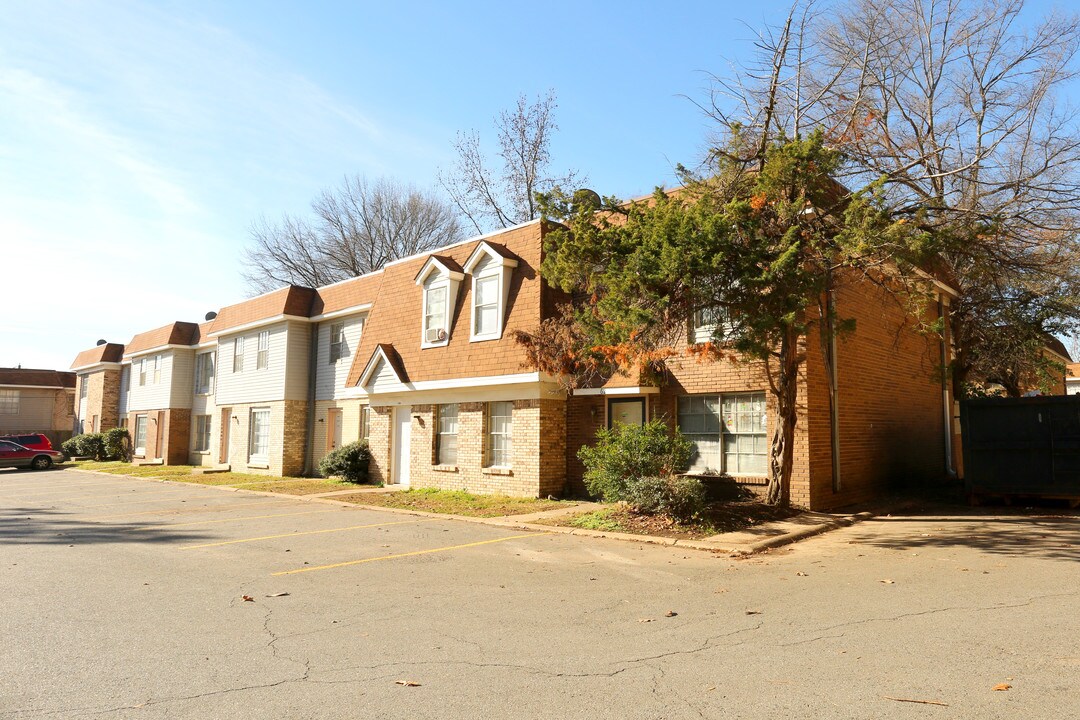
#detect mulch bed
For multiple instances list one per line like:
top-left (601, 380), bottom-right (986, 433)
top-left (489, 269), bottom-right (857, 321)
top-left (548, 500), bottom-right (800, 540)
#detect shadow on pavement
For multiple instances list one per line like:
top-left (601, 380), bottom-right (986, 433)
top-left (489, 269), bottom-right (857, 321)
top-left (0, 505), bottom-right (214, 546)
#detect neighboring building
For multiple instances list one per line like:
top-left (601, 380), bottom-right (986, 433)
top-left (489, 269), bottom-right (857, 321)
top-left (71, 343), bottom-right (125, 434)
top-left (69, 219), bottom-right (959, 509)
top-left (0, 368), bottom-right (77, 446)
top-left (1066, 362), bottom-right (1080, 396)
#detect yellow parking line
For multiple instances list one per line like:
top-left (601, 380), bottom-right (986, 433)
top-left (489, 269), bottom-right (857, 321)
top-left (272, 532), bottom-right (553, 576)
top-left (181, 518), bottom-right (433, 549)
top-left (83, 499), bottom-right (294, 520)
top-left (140, 508), bottom-right (343, 530)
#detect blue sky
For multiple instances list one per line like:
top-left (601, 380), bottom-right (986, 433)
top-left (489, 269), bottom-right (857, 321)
top-left (0, 0), bottom-right (1071, 370)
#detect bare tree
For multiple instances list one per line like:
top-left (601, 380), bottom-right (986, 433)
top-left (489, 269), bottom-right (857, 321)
top-left (242, 176), bottom-right (463, 293)
top-left (439, 90), bottom-right (584, 234)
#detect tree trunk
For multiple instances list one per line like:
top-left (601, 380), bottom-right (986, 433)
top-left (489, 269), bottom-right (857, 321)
top-left (767, 326), bottom-right (800, 506)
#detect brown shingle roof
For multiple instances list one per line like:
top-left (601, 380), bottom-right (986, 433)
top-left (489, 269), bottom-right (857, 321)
top-left (345, 222), bottom-right (545, 388)
top-left (0, 368), bottom-right (77, 388)
top-left (125, 321), bottom-right (201, 356)
top-left (71, 343), bottom-right (125, 369)
top-left (309, 273), bottom-right (383, 317)
top-left (208, 285), bottom-right (316, 335)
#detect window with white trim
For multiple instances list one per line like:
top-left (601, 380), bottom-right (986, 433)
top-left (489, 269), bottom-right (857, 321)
top-left (139, 358), bottom-right (147, 386)
top-left (0, 389), bottom-right (19, 415)
top-left (233, 337), bottom-right (245, 373)
top-left (79, 378), bottom-right (88, 400)
top-left (423, 285), bottom-right (448, 345)
top-left (257, 331), bottom-right (269, 370)
top-left (153, 354), bottom-right (161, 384)
top-left (472, 274), bottom-right (500, 337)
top-left (249, 408), bottom-right (270, 462)
top-left (133, 415), bottom-right (148, 453)
top-left (194, 352), bottom-right (214, 394)
top-left (690, 307), bottom-right (728, 344)
top-left (677, 393), bottom-right (767, 475)
top-left (486, 401), bottom-right (513, 468)
top-left (193, 415), bottom-right (211, 452)
top-left (359, 405), bottom-right (370, 441)
top-left (435, 404), bottom-right (458, 466)
top-left (329, 322), bottom-right (346, 363)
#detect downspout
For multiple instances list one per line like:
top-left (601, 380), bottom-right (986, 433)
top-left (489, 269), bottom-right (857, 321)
top-left (826, 287), bottom-right (842, 493)
top-left (303, 322), bottom-right (319, 477)
top-left (939, 298), bottom-right (957, 477)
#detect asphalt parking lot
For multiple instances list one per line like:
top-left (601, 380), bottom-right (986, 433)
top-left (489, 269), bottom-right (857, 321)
top-left (2, 467), bottom-right (1078, 719)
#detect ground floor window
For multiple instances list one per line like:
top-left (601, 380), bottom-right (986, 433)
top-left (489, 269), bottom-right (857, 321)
top-left (249, 408), bottom-right (270, 462)
top-left (193, 415), bottom-right (211, 452)
top-left (677, 392), bottom-right (767, 476)
top-left (486, 401), bottom-right (513, 468)
top-left (134, 415), bottom-right (148, 454)
top-left (359, 405), bottom-right (370, 441)
top-left (436, 404), bottom-right (459, 465)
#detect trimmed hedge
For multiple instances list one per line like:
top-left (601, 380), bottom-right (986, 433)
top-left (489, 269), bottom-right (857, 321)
top-left (103, 427), bottom-right (132, 462)
top-left (318, 440), bottom-right (372, 483)
top-left (62, 433), bottom-right (106, 460)
top-left (624, 475), bottom-right (707, 521)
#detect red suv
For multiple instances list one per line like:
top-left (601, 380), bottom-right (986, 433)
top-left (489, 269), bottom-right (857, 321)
top-left (0, 434), bottom-right (54, 452)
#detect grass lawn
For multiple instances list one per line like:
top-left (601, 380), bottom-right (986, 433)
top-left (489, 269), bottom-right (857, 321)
top-left (539, 501), bottom-right (799, 540)
top-left (70, 460), bottom-right (358, 495)
top-left (333, 487), bottom-right (574, 518)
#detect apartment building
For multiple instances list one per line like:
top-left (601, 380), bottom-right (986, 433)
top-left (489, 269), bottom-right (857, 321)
top-left (0, 368), bottom-right (77, 446)
top-left (71, 219), bottom-right (957, 510)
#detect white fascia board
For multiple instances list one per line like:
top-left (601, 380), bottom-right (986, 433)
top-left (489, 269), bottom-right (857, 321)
top-left (349, 371), bottom-right (555, 397)
top-left (123, 344), bottom-right (190, 360)
top-left (208, 314), bottom-right (308, 337)
top-left (572, 386), bottom-right (661, 396)
top-left (70, 361), bottom-right (123, 372)
top-left (358, 374), bottom-right (565, 406)
top-left (308, 304), bottom-right (372, 323)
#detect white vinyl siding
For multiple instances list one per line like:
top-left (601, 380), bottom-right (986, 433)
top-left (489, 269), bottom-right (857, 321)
top-left (314, 314), bottom-right (365, 401)
top-left (486, 401), bottom-right (513, 468)
top-left (257, 331), bottom-right (269, 370)
top-left (678, 393), bottom-right (767, 476)
top-left (368, 358), bottom-right (404, 393)
top-left (215, 321), bottom-right (310, 405)
top-left (127, 352), bottom-right (177, 411)
top-left (167, 350), bottom-right (195, 409)
top-left (436, 404), bottom-right (458, 466)
top-left (249, 408), bottom-right (270, 463)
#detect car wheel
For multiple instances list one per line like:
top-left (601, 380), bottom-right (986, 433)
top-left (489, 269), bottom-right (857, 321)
top-left (31, 455), bottom-right (53, 471)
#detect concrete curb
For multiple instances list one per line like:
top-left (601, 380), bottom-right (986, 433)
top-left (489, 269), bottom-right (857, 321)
top-left (58, 467), bottom-right (875, 554)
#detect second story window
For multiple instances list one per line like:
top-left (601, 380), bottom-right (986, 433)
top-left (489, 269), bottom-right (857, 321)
top-left (194, 352), bottom-right (214, 394)
top-left (473, 274), bottom-right (499, 337)
top-left (423, 285), bottom-right (448, 345)
top-left (233, 337), bottom-right (245, 373)
top-left (690, 307), bottom-right (729, 345)
top-left (153, 355), bottom-right (161, 384)
top-left (138, 358), bottom-right (147, 386)
top-left (329, 322), bottom-right (346, 363)
top-left (257, 330), bottom-right (269, 370)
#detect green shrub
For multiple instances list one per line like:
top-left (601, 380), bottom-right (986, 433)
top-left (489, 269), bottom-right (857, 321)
top-left (578, 419), bottom-right (692, 502)
top-left (624, 475), bottom-right (708, 521)
top-left (102, 427), bottom-right (132, 461)
top-left (64, 433), bottom-right (106, 460)
top-left (318, 440), bottom-right (371, 483)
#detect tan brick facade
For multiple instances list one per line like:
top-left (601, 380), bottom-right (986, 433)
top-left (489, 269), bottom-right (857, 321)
top-left (128, 408), bottom-right (189, 465)
top-left (79, 368), bottom-right (121, 433)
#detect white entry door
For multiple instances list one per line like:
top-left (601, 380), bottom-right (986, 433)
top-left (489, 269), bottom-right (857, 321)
top-left (393, 406), bottom-right (411, 487)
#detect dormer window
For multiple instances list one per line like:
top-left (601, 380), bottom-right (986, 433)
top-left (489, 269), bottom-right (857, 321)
top-left (415, 255), bottom-right (464, 348)
top-left (464, 241), bottom-right (518, 342)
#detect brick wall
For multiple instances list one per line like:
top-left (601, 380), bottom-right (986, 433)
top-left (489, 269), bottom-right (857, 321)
top-left (215, 401), bottom-right (296, 477)
top-left (281, 400), bottom-right (308, 476)
top-left (127, 408), bottom-right (189, 465)
top-left (367, 405), bottom-right (393, 485)
top-left (83, 369), bottom-right (121, 433)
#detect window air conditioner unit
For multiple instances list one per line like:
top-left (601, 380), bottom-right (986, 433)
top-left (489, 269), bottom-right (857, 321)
top-left (426, 328), bottom-right (447, 343)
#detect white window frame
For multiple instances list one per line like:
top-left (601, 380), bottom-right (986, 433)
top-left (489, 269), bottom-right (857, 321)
top-left (233, 336), bottom-right (245, 373)
top-left (0, 389), bottom-right (19, 415)
top-left (435, 404), bottom-right (459, 466)
top-left (193, 415), bottom-right (211, 452)
top-left (194, 351), bottom-right (214, 395)
top-left (138, 358), bottom-right (147, 386)
top-left (329, 322), bottom-right (346, 363)
top-left (422, 283), bottom-right (450, 347)
top-left (470, 272), bottom-right (502, 341)
top-left (153, 354), bottom-right (161, 384)
top-left (690, 307), bottom-right (728, 345)
top-left (464, 242), bottom-right (518, 343)
top-left (79, 377), bottom-right (88, 400)
top-left (256, 330), bottom-right (269, 370)
top-left (485, 401), bottom-right (513, 468)
top-left (359, 404), bottom-right (370, 441)
top-left (677, 392), bottom-right (768, 477)
top-left (134, 414), bottom-right (148, 455)
top-left (249, 408), bottom-right (271, 463)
